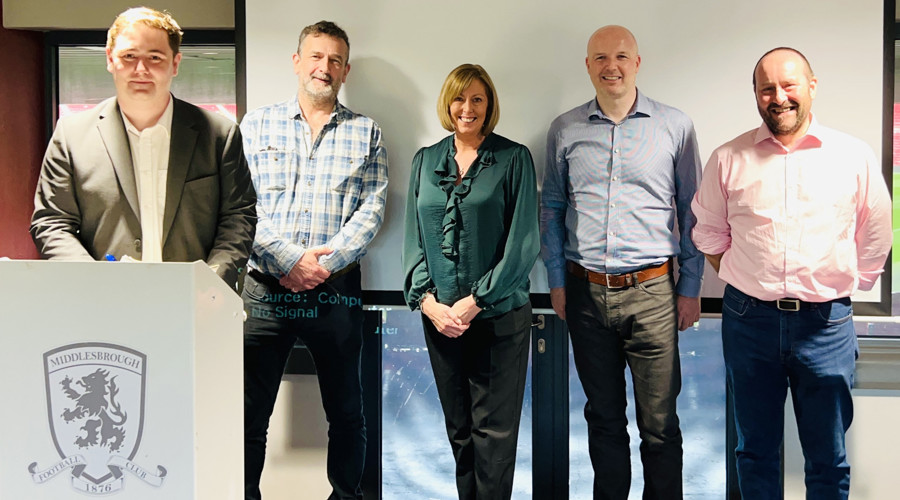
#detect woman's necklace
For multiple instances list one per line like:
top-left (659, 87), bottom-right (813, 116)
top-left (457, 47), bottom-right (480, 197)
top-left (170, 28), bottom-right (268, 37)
top-left (454, 133), bottom-right (484, 181)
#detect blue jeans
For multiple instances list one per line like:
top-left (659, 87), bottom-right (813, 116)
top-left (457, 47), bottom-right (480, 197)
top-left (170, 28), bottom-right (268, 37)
top-left (566, 273), bottom-right (682, 500)
top-left (722, 285), bottom-right (857, 500)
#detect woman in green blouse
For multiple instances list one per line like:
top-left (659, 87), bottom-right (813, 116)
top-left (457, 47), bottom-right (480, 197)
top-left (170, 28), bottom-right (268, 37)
top-left (402, 63), bottom-right (540, 500)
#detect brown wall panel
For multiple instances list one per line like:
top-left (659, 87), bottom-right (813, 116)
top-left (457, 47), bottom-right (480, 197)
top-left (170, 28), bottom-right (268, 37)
top-left (0, 0), bottom-right (43, 258)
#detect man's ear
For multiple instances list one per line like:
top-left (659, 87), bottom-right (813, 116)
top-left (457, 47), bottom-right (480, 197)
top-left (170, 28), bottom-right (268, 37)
top-left (171, 52), bottom-right (183, 77)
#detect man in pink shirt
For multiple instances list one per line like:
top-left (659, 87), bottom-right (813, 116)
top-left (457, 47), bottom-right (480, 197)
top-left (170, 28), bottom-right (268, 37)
top-left (692, 47), bottom-right (891, 498)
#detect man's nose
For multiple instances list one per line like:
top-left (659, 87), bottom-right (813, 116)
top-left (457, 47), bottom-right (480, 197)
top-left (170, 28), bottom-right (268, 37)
top-left (775, 86), bottom-right (788, 103)
top-left (135, 58), bottom-right (147, 72)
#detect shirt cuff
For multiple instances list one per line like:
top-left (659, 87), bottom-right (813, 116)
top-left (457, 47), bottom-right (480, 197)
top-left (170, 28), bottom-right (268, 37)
top-left (691, 235), bottom-right (730, 258)
top-left (277, 244), bottom-right (305, 276)
top-left (856, 271), bottom-right (882, 292)
top-left (417, 288), bottom-right (437, 310)
top-left (675, 274), bottom-right (702, 298)
top-left (471, 290), bottom-right (493, 311)
top-left (545, 263), bottom-right (567, 290)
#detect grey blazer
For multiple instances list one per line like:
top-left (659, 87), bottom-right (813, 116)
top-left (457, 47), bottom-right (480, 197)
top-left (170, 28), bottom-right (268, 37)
top-left (31, 96), bottom-right (257, 288)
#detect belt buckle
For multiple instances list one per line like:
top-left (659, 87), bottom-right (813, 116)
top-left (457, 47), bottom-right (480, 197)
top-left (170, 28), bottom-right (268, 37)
top-left (605, 273), bottom-right (632, 290)
top-left (776, 299), bottom-right (800, 312)
top-left (601, 274), bottom-right (616, 288)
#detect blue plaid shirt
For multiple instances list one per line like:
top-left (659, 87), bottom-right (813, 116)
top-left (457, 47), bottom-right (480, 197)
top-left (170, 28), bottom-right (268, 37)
top-left (240, 96), bottom-right (388, 276)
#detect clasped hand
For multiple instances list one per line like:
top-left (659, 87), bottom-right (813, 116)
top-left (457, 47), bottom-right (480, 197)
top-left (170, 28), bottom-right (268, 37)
top-left (422, 294), bottom-right (482, 338)
top-left (279, 247), bottom-right (333, 292)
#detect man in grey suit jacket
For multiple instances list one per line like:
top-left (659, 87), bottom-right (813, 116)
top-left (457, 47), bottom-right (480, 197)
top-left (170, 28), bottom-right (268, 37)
top-left (31, 7), bottom-right (255, 288)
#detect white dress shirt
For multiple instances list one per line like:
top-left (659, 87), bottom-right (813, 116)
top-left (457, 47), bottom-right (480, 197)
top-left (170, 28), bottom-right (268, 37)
top-left (121, 97), bottom-right (174, 262)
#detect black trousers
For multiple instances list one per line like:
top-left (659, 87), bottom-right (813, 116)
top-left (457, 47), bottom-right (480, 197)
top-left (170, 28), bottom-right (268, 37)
top-left (421, 302), bottom-right (532, 500)
top-left (242, 267), bottom-right (366, 500)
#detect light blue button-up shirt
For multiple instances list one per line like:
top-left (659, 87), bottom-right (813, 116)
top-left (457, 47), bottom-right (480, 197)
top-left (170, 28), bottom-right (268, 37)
top-left (240, 97), bottom-right (388, 276)
top-left (540, 91), bottom-right (703, 297)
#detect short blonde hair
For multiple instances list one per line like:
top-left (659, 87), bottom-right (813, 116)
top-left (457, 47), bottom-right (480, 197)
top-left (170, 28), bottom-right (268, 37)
top-left (107, 7), bottom-right (183, 55)
top-left (437, 64), bottom-right (499, 136)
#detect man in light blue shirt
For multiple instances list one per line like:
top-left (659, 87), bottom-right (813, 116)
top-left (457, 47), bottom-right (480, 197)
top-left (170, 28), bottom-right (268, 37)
top-left (540, 25), bottom-right (703, 499)
top-left (240, 20), bottom-right (387, 500)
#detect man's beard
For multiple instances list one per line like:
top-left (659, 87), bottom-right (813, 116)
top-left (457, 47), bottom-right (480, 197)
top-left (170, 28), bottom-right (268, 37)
top-left (302, 75), bottom-right (341, 103)
top-left (759, 100), bottom-right (808, 137)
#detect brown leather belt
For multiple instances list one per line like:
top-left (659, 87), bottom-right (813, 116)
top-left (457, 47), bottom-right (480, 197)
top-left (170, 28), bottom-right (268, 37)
top-left (567, 259), bottom-right (671, 289)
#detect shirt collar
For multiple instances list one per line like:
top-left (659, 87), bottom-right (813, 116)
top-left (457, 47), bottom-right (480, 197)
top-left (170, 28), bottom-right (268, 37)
top-left (120, 94), bottom-right (174, 137)
top-left (587, 89), bottom-right (651, 122)
top-left (290, 95), bottom-right (352, 123)
top-left (436, 133), bottom-right (498, 182)
top-left (753, 113), bottom-right (823, 150)
top-left (444, 133), bottom-right (499, 164)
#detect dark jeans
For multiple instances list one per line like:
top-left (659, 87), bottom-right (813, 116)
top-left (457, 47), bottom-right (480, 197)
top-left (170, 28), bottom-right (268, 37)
top-left (242, 267), bottom-right (366, 500)
top-left (566, 273), bottom-right (683, 500)
top-left (722, 285), bottom-right (856, 500)
top-left (422, 302), bottom-right (532, 500)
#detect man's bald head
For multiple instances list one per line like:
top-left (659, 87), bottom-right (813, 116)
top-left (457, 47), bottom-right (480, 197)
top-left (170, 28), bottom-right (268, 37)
top-left (753, 47), bottom-right (813, 89)
top-left (587, 25), bottom-right (638, 56)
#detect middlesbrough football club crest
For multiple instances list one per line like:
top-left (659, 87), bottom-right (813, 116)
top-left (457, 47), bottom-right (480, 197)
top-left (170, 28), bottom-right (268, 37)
top-left (28, 343), bottom-right (166, 495)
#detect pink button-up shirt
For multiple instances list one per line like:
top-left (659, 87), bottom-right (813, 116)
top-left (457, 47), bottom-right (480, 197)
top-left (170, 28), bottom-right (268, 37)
top-left (691, 118), bottom-right (892, 302)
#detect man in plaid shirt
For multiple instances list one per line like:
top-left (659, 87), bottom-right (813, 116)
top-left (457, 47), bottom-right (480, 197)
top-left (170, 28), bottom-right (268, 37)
top-left (239, 20), bottom-right (388, 500)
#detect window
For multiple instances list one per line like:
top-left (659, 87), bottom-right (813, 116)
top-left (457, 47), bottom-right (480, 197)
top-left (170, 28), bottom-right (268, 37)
top-left (57, 45), bottom-right (236, 122)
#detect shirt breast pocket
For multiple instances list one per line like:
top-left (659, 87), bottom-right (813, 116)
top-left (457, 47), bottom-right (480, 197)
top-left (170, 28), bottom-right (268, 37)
top-left (330, 155), bottom-right (368, 207)
top-left (247, 150), bottom-right (298, 209)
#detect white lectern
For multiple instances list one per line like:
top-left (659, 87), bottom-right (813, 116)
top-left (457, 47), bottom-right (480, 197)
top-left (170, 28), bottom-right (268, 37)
top-left (0, 260), bottom-right (243, 500)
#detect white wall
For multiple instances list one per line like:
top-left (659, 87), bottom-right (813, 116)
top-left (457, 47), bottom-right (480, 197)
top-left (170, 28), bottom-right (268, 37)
top-left (259, 375), bottom-right (331, 499)
top-left (781, 339), bottom-right (900, 500)
top-left (245, 0), bottom-right (885, 299)
top-left (784, 389), bottom-right (900, 500)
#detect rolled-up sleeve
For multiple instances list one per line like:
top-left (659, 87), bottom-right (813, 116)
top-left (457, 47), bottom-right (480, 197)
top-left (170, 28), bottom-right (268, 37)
top-left (854, 145), bottom-right (892, 291)
top-left (691, 150), bottom-right (732, 256)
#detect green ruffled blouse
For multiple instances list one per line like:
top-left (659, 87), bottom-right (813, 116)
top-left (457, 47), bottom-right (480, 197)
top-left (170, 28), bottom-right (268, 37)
top-left (402, 133), bottom-right (539, 319)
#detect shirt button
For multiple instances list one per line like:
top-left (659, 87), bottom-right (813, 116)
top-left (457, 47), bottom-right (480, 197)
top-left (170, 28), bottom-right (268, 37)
top-left (614, 148), bottom-right (620, 154)
top-left (301, 239), bottom-right (307, 245)
top-left (612, 176), bottom-right (617, 181)
top-left (307, 181), bottom-right (312, 186)
top-left (610, 203), bottom-right (616, 208)
top-left (304, 209), bottom-right (309, 213)
top-left (134, 239), bottom-right (142, 252)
